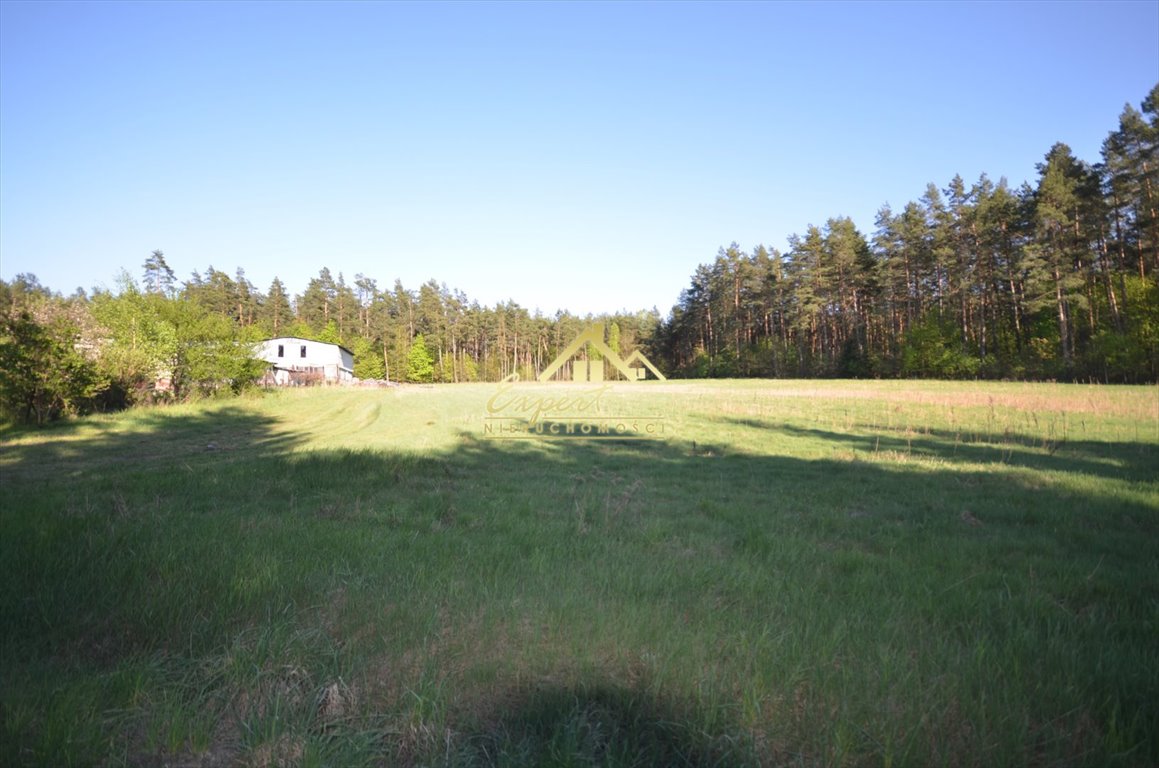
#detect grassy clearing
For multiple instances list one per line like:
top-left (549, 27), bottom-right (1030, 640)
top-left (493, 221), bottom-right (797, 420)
top-left (1, 380), bottom-right (1156, 767)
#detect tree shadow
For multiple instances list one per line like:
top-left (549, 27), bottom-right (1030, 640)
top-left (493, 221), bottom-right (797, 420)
top-left (0, 403), bottom-right (300, 483)
top-left (720, 415), bottom-right (1159, 484)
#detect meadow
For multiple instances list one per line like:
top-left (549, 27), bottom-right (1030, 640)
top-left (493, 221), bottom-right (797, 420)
top-left (1, 379), bottom-right (1156, 767)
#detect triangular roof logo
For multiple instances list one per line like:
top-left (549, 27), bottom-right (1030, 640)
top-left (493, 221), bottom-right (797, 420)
top-left (538, 325), bottom-right (666, 382)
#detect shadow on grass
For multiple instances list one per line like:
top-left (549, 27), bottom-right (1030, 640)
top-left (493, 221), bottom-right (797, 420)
top-left (723, 415), bottom-right (1159, 484)
top-left (450, 681), bottom-right (762, 768)
top-left (0, 402), bottom-right (300, 484)
top-left (2, 402), bottom-right (1157, 767)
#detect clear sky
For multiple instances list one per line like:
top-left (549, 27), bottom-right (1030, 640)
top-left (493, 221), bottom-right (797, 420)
top-left (2, 0), bottom-right (1156, 317)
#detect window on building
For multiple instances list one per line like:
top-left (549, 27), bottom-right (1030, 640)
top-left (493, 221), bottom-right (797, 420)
top-left (300, 345), bottom-right (307, 358)
top-left (277, 345), bottom-right (284, 357)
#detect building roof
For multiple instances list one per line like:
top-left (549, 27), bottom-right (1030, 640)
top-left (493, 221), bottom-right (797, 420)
top-left (260, 337), bottom-right (354, 357)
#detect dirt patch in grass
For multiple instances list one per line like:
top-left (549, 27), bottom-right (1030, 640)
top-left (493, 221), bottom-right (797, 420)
top-left (242, 733), bottom-right (306, 768)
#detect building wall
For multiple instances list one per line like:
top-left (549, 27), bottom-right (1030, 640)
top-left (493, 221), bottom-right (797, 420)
top-left (257, 338), bottom-right (354, 383)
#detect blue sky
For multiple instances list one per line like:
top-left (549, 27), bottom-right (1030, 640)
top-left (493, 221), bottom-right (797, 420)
top-left (2, 0), bottom-right (1156, 316)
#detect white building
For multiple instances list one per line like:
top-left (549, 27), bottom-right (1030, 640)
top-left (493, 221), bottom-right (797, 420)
top-left (256, 337), bottom-right (354, 385)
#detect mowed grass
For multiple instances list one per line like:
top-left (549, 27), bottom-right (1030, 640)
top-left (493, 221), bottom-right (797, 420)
top-left (1, 380), bottom-right (1156, 767)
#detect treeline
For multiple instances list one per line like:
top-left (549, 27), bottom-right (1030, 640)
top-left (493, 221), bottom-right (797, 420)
top-left (188, 266), bottom-right (658, 385)
top-left (651, 85), bottom-right (1159, 383)
top-left (0, 260), bottom-right (658, 424)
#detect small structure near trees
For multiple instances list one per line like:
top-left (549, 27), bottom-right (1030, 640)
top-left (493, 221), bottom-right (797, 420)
top-left (256, 337), bottom-right (354, 386)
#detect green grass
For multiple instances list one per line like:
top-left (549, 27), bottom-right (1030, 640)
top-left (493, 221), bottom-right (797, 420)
top-left (1, 380), bottom-right (1157, 767)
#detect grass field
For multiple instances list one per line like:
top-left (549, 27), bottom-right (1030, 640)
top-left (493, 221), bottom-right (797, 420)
top-left (1, 379), bottom-right (1157, 767)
